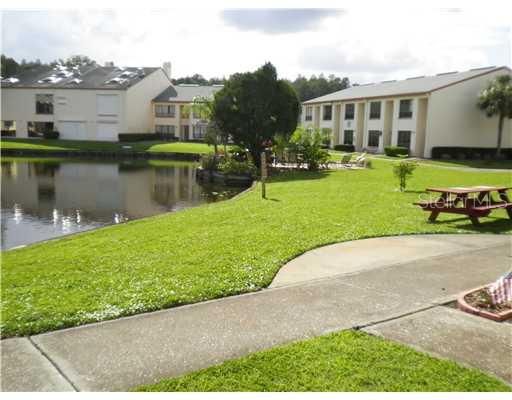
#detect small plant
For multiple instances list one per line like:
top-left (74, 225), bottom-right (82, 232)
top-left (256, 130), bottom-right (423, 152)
top-left (218, 157), bottom-right (256, 177)
top-left (43, 130), bottom-right (60, 139)
top-left (393, 160), bottom-right (417, 191)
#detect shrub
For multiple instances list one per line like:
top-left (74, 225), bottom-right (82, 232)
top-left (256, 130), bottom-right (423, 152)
top-left (431, 147), bottom-right (512, 160)
top-left (1, 130), bottom-right (16, 137)
top-left (290, 127), bottom-right (330, 171)
top-left (393, 160), bottom-right (417, 192)
top-left (334, 144), bottom-right (355, 152)
top-left (200, 154), bottom-right (222, 172)
top-left (218, 158), bottom-right (257, 176)
top-left (118, 133), bottom-right (178, 142)
top-left (385, 146), bottom-right (409, 157)
top-left (43, 130), bottom-right (59, 139)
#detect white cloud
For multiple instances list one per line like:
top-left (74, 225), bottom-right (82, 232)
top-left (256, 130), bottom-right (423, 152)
top-left (1, 8), bottom-right (510, 83)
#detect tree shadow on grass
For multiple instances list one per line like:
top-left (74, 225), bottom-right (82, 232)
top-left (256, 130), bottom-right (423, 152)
top-left (433, 216), bottom-right (512, 233)
top-left (268, 169), bottom-right (334, 183)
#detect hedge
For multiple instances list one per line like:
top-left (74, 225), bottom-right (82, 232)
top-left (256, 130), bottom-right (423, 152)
top-left (118, 133), bottom-right (178, 142)
top-left (384, 146), bottom-right (409, 157)
top-left (333, 144), bottom-right (355, 152)
top-left (43, 131), bottom-right (60, 139)
top-left (1, 130), bottom-right (16, 137)
top-left (431, 147), bottom-right (512, 160)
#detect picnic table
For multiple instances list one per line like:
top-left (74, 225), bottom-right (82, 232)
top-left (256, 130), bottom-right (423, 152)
top-left (415, 186), bottom-right (512, 226)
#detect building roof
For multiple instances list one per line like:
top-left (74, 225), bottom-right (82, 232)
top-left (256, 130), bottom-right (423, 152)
top-left (153, 84), bottom-right (224, 103)
top-left (303, 66), bottom-right (511, 104)
top-left (0, 65), bottom-right (160, 90)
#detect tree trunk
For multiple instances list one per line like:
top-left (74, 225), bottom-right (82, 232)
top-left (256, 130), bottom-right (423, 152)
top-left (496, 114), bottom-right (504, 158)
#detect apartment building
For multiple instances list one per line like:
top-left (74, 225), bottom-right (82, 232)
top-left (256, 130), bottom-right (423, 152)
top-left (1, 64), bottom-right (171, 141)
top-left (152, 84), bottom-right (223, 140)
top-left (302, 66), bottom-right (512, 158)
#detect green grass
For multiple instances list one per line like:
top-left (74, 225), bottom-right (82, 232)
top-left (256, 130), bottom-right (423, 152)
top-left (136, 330), bottom-right (510, 391)
top-left (2, 159), bottom-right (511, 337)
top-left (0, 138), bottom-right (214, 154)
top-left (419, 158), bottom-right (512, 170)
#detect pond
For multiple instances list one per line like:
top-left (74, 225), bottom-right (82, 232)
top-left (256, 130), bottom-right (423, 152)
top-left (1, 158), bottom-right (247, 250)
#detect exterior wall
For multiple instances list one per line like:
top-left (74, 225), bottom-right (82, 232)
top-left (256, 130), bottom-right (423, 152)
top-left (124, 69), bottom-right (171, 133)
top-left (424, 68), bottom-right (512, 158)
top-left (1, 87), bottom-right (126, 140)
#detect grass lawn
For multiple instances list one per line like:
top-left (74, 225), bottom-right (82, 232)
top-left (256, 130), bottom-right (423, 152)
top-left (136, 330), bottom-right (509, 392)
top-left (0, 138), bottom-right (214, 154)
top-left (2, 159), bottom-right (511, 337)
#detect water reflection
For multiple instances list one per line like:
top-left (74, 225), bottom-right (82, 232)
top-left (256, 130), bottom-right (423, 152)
top-left (1, 159), bottom-right (245, 249)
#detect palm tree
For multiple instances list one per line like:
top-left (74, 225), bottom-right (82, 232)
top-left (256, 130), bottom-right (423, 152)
top-left (477, 74), bottom-right (512, 158)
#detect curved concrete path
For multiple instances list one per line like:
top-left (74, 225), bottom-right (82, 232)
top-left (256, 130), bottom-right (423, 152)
top-left (1, 234), bottom-right (511, 391)
top-left (271, 234), bottom-right (510, 287)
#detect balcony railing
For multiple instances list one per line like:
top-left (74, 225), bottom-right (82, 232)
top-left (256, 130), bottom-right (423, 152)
top-left (155, 113), bottom-right (175, 118)
top-left (399, 111), bottom-right (413, 119)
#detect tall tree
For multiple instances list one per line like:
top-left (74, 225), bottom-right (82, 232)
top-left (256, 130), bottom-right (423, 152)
top-left (212, 62), bottom-right (300, 164)
top-left (289, 74), bottom-right (350, 101)
top-left (1, 55), bottom-right (19, 77)
top-left (477, 74), bottom-right (512, 157)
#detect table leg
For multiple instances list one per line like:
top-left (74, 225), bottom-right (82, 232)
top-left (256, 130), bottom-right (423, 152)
top-left (497, 190), bottom-right (512, 219)
top-left (428, 192), bottom-right (447, 222)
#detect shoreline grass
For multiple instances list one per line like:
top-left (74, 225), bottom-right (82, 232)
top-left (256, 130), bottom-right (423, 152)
top-left (2, 159), bottom-right (511, 337)
top-left (136, 330), bottom-right (510, 392)
top-left (0, 138), bottom-right (214, 154)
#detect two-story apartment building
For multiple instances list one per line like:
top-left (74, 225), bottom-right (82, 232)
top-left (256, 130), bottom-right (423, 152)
top-left (302, 66), bottom-right (512, 158)
top-left (1, 64), bottom-right (172, 140)
top-left (152, 84), bottom-right (223, 140)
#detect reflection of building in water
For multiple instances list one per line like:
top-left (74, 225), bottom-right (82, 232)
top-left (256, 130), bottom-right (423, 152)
top-left (1, 161), bottom-right (208, 226)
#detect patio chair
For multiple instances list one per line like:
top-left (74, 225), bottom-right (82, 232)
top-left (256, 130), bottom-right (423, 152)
top-left (352, 153), bottom-right (367, 168)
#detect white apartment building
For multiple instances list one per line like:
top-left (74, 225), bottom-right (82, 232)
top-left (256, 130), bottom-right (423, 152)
top-left (1, 64), bottom-right (172, 141)
top-left (301, 66), bottom-right (512, 158)
top-left (152, 84), bottom-right (223, 140)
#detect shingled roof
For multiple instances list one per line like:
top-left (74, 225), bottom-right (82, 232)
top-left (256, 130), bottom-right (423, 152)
top-left (303, 66), bottom-right (510, 104)
top-left (0, 65), bottom-right (160, 90)
top-left (153, 84), bottom-right (224, 103)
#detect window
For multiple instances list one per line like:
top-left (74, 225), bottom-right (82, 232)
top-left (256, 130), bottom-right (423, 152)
top-left (1, 120), bottom-right (16, 137)
top-left (399, 99), bottom-right (413, 118)
top-left (155, 104), bottom-right (175, 118)
top-left (368, 130), bottom-right (381, 147)
top-left (96, 94), bottom-right (119, 116)
top-left (155, 125), bottom-right (175, 135)
top-left (180, 105), bottom-right (190, 119)
top-left (343, 130), bottom-right (354, 145)
top-left (28, 121), bottom-right (54, 137)
top-left (36, 94), bottom-right (53, 114)
top-left (344, 103), bottom-right (355, 120)
top-left (305, 106), bottom-right (313, 121)
top-left (397, 130), bottom-right (412, 149)
top-left (181, 125), bottom-right (190, 140)
top-left (193, 124), bottom-right (207, 139)
top-left (323, 105), bottom-right (332, 121)
top-left (369, 101), bottom-right (381, 119)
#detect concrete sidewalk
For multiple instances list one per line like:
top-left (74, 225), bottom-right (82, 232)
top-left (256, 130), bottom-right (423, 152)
top-left (1, 234), bottom-right (511, 391)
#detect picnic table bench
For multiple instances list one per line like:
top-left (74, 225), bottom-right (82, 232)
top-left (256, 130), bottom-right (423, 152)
top-left (414, 186), bottom-right (512, 226)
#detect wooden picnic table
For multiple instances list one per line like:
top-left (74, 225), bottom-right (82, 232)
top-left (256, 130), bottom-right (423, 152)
top-left (414, 186), bottom-right (512, 226)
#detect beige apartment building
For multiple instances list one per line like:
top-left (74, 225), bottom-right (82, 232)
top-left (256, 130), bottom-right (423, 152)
top-left (1, 64), bottom-right (172, 141)
top-left (302, 66), bottom-right (512, 158)
top-left (152, 84), bottom-right (223, 140)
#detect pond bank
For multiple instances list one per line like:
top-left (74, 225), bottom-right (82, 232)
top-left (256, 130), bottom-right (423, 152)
top-left (1, 147), bottom-right (200, 161)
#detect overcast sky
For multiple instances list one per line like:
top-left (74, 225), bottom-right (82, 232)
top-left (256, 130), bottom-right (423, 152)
top-left (1, 8), bottom-right (510, 83)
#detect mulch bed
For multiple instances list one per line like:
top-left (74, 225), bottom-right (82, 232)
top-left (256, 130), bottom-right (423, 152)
top-left (464, 287), bottom-right (512, 313)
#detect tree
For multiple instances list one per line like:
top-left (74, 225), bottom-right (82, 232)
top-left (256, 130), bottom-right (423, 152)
top-left (212, 62), bottom-right (300, 165)
top-left (477, 74), bottom-right (512, 158)
top-left (289, 74), bottom-right (350, 102)
top-left (1, 55), bottom-right (19, 77)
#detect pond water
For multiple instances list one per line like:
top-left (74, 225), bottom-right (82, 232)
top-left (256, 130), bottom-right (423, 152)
top-left (1, 158), bottom-right (246, 250)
